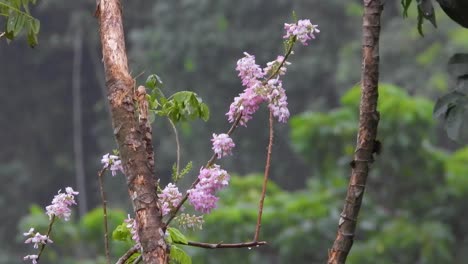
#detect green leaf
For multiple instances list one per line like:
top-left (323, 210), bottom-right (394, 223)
top-left (125, 252), bottom-right (141, 264)
top-left (146, 74), bottom-right (163, 89)
top-left (164, 91), bottom-right (210, 123)
top-left (401, 0), bottom-right (413, 17)
top-left (170, 245), bottom-right (192, 264)
top-left (112, 222), bottom-right (131, 242)
top-left (172, 161), bottom-right (193, 182)
top-left (167, 227), bottom-right (188, 245)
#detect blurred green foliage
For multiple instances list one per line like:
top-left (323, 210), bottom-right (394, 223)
top-left (185, 84), bottom-right (468, 263)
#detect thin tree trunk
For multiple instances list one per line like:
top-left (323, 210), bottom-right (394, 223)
top-left (72, 18), bottom-right (88, 217)
top-left (96, 1), bottom-right (167, 263)
top-left (327, 1), bottom-right (383, 263)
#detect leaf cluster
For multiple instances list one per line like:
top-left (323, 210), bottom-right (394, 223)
top-left (145, 74), bottom-right (210, 124)
top-left (0, 0), bottom-right (40, 46)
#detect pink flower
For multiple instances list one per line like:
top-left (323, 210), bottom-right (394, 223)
top-left (187, 191), bottom-right (219, 214)
top-left (188, 165), bottom-right (230, 214)
top-left (101, 153), bottom-right (124, 176)
top-left (284, 19), bottom-right (320, 45)
top-left (265, 79), bottom-right (290, 123)
top-left (125, 215), bottom-right (140, 248)
top-left (45, 187), bottom-right (79, 221)
top-left (227, 82), bottom-right (265, 126)
top-left (24, 230), bottom-right (53, 249)
top-left (23, 255), bottom-right (38, 264)
top-left (159, 183), bottom-right (183, 216)
top-left (211, 133), bottom-right (235, 158)
top-left (236, 52), bottom-right (265, 88)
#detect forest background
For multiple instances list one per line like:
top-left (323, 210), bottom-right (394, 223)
top-left (1, 0), bottom-right (468, 263)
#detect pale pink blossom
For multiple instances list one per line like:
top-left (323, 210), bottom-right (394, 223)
top-left (236, 52), bottom-right (265, 88)
top-left (24, 231), bottom-right (53, 249)
top-left (125, 215), bottom-right (140, 248)
top-left (211, 133), bottom-right (235, 158)
top-left (23, 255), bottom-right (38, 264)
top-left (188, 165), bottom-right (230, 214)
top-left (101, 153), bottom-right (124, 176)
top-left (45, 187), bottom-right (79, 221)
top-left (159, 183), bottom-right (183, 216)
top-left (265, 79), bottom-right (290, 123)
top-left (284, 19), bottom-right (320, 45)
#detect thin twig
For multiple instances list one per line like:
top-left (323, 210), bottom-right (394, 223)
top-left (168, 119), bottom-right (181, 177)
top-left (179, 240), bottom-right (267, 249)
top-left (165, 113), bottom-right (243, 226)
top-left (98, 167), bottom-right (111, 264)
top-left (254, 111), bottom-right (274, 241)
top-left (116, 245), bottom-right (140, 264)
top-left (36, 215), bottom-right (56, 261)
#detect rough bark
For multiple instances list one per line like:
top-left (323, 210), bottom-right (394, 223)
top-left (327, 1), bottom-right (383, 263)
top-left (96, 1), bottom-right (167, 263)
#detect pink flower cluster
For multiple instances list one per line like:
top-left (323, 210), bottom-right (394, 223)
top-left (24, 228), bottom-right (53, 249)
top-left (125, 215), bottom-right (140, 248)
top-left (101, 153), bottom-right (124, 176)
top-left (45, 187), bottom-right (79, 221)
top-left (211, 133), bottom-right (235, 158)
top-left (227, 52), bottom-right (291, 125)
top-left (188, 165), bottom-right (230, 214)
top-left (23, 255), bottom-right (38, 264)
top-left (227, 19), bottom-right (318, 125)
top-left (159, 183), bottom-right (183, 216)
top-left (23, 187), bottom-right (78, 263)
top-left (284, 19), bottom-right (320, 45)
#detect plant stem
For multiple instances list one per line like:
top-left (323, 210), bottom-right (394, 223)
top-left (98, 167), bottom-right (111, 264)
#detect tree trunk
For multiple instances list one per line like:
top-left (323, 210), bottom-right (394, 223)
top-left (96, 1), bottom-right (168, 263)
top-left (327, 1), bottom-right (383, 263)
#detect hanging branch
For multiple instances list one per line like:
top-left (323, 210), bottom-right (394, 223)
top-left (327, 1), bottom-right (383, 263)
top-left (254, 112), bottom-right (274, 241)
top-left (96, 1), bottom-right (167, 263)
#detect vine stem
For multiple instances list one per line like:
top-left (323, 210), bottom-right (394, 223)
top-left (254, 111), bottom-right (274, 241)
top-left (168, 118), bottom-right (181, 177)
top-left (98, 167), bottom-right (111, 264)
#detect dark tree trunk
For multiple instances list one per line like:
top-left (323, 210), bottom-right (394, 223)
top-left (96, 1), bottom-right (168, 263)
top-left (327, 1), bottom-right (383, 263)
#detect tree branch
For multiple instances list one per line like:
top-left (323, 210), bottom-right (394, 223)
top-left (327, 1), bottom-right (383, 263)
top-left (97, 0), bottom-right (167, 263)
top-left (179, 240), bottom-right (267, 249)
